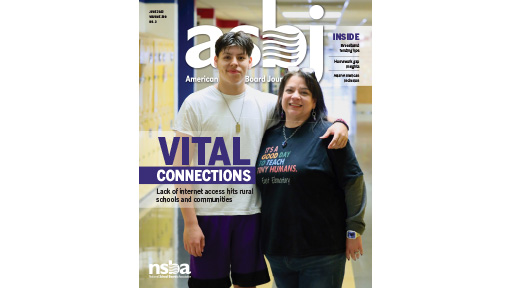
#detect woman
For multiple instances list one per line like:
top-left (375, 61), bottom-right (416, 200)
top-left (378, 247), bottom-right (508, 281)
top-left (256, 68), bottom-right (366, 288)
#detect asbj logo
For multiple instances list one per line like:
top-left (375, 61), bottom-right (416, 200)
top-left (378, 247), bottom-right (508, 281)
top-left (185, 0), bottom-right (326, 80)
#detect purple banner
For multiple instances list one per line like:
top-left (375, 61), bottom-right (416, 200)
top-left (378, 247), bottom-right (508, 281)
top-left (139, 167), bottom-right (256, 184)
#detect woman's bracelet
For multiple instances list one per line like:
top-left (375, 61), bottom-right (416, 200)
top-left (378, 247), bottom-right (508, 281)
top-left (333, 118), bottom-right (349, 131)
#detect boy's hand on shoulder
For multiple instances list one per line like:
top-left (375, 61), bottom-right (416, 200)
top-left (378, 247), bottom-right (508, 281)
top-left (320, 122), bottom-right (348, 149)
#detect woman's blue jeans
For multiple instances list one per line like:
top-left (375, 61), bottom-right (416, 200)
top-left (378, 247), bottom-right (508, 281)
top-left (265, 253), bottom-right (346, 288)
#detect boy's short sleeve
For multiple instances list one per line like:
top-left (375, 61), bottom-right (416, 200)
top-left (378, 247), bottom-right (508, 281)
top-left (173, 99), bottom-right (199, 137)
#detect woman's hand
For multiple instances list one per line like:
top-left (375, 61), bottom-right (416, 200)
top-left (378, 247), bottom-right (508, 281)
top-left (346, 236), bottom-right (363, 261)
top-left (184, 223), bottom-right (205, 257)
top-left (320, 122), bottom-right (348, 149)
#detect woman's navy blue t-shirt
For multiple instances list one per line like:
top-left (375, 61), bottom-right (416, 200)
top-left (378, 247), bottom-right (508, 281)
top-left (256, 119), bottom-right (363, 257)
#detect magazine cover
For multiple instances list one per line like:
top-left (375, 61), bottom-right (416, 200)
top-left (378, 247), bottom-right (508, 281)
top-left (139, 0), bottom-right (372, 287)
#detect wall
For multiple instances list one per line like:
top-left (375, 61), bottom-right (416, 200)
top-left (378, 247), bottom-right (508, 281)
top-left (139, 3), bottom-right (177, 40)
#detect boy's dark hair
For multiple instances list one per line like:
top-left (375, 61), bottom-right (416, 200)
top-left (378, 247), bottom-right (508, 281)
top-left (215, 31), bottom-right (255, 57)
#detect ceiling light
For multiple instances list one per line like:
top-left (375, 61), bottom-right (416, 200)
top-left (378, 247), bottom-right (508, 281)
top-left (282, 11), bottom-right (341, 19)
top-left (295, 25), bottom-right (337, 31)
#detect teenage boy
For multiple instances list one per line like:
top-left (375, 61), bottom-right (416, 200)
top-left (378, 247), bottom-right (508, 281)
top-left (173, 31), bottom-right (349, 288)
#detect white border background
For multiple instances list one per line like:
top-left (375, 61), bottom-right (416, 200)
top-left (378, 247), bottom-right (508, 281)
top-left (2, 0), bottom-right (511, 287)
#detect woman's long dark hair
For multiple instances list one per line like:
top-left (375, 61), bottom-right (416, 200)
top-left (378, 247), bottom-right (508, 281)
top-left (272, 70), bottom-right (328, 127)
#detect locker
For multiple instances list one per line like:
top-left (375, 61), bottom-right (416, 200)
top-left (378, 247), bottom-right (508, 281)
top-left (157, 208), bottom-right (173, 248)
top-left (153, 39), bottom-right (165, 114)
top-left (167, 42), bottom-right (175, 128)
top-left (139, 36), bottom-right (154, 120)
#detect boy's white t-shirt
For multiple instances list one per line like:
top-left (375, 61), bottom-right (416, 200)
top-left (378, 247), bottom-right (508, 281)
top-left (174, 85), bottom-right (277, 215)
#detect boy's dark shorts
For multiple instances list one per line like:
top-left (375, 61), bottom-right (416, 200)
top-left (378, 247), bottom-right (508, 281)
top-left (188, 213), bottom-right (270, 288)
